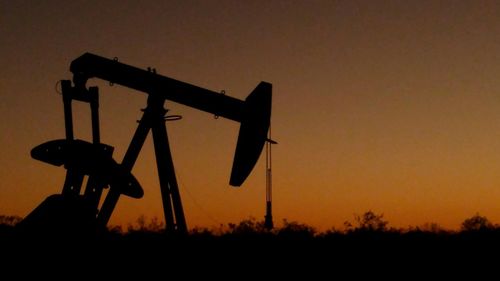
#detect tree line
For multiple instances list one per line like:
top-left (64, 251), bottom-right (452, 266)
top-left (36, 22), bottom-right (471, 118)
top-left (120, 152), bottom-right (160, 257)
top-left (0, 211), bottom-right (497, 237)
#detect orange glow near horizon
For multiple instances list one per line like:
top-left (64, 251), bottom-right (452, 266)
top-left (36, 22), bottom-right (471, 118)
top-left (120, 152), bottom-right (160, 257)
top-left (1, 1), bottom-right (500, 231)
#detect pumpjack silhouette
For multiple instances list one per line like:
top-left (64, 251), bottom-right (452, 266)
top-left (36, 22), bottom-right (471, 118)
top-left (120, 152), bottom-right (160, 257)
top-left (19, 53), bottom-right (272, 235)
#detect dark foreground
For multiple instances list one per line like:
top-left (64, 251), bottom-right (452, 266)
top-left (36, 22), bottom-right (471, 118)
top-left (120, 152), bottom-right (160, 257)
top-left (1, 225), bottom-right (499, 277)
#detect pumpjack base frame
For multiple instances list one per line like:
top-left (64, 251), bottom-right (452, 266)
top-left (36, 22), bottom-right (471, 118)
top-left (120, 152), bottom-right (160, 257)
top-left (22, 81), bottom-right (188, 234)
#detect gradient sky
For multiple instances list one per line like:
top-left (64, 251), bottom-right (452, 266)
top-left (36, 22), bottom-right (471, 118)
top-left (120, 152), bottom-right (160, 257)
top-left (1, 0), bottom-right (500, 230)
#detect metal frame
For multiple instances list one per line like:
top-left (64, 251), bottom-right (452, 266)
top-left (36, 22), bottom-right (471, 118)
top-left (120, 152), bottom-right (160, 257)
top-left (60, 81), bottom-right (187, 233)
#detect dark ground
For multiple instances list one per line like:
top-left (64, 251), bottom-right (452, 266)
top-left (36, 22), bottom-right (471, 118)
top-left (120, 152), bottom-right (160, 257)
top-left (1, 223), bottom-right (499, 278)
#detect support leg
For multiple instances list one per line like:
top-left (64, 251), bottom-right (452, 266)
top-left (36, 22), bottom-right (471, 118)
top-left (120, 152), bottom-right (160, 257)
top-left (62, 169), bottom-right (84, 196)
top-left (83, 175), bottom-right (106, 213)
top-left (96, 101), bottom-right (152, 227)
top-left (152, 117), bottom-right (187, 234)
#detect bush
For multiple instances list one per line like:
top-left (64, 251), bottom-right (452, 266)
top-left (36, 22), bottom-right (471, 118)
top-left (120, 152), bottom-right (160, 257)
top-left (0, 215), bottom-right (22, 226)
top-left (277, 219), bottom-right (316, 239)
top-left (344, 210), bottom-right (389, 232)
top-left (461, 213), bottom-right (493, 232)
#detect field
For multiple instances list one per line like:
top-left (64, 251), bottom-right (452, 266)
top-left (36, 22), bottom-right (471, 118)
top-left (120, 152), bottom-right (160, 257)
top-left (1, 213), bottom-right (499, 276)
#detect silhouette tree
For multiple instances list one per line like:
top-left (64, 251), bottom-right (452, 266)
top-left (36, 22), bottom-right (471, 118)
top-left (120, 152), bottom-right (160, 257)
top-left (0, 215), bottom-right (22, 238)
top-left (189, 226), bottom-right (214, 237)
top-left (461, 213), bottom-right (493, 232)
top-left (226, 217), bottom-right (267, 235)
top-left (0, 215), bottom-right (22, 226)
top-left (277, 219), bottom-right (316, 239)
top-left (127, 215), bottom-right (165, 233)
top-left (345, 210), bottom-right (389, 232)
top-left (410, 222), bottom-right (448, 234)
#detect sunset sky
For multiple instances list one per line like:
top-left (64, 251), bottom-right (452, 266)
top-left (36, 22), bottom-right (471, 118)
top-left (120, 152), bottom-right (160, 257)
top-left (1, 0), bottom-right (500, 230)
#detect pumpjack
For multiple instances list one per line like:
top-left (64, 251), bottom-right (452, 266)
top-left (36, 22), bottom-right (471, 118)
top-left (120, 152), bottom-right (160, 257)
top-left (19, 53), bottom-right (272, 235)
